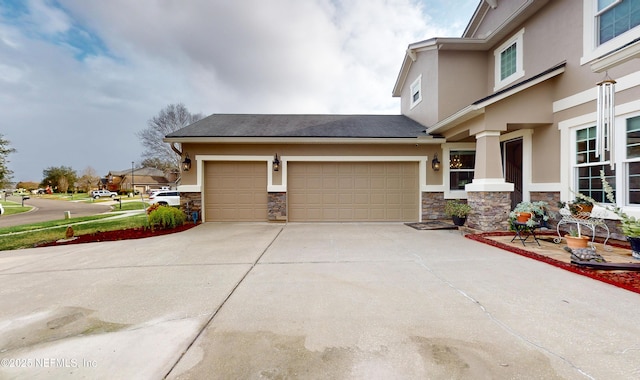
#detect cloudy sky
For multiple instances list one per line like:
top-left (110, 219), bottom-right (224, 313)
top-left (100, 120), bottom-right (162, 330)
top-left (1, 0), bottom-right (478, 182)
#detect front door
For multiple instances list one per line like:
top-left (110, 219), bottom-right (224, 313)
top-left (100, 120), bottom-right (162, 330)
top-left (503, 138), bottom-right (523, 210)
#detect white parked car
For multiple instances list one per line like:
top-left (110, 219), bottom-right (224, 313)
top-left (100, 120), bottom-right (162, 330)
top-left (0, 203), bottom-right (4, 215)
top-left (91, 189), bottom-right (118, 199)
top-left (148, 190), bottom-right (180, 206)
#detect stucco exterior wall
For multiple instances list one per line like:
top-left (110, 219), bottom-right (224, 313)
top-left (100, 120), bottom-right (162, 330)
top-left (438, 50), bottom-right (487, 120)
top-left (179, 142), bottom-right (444, 187)
top-left (401, 49), bottom-right (439, 126)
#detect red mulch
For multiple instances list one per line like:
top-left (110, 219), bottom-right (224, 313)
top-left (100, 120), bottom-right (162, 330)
top-left (467, 232), bottom-right (640, 295)
top-left (36, 223), bottom-right (200, 247)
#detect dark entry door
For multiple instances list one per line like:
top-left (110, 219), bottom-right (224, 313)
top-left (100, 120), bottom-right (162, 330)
top-left (503, 139), bottom-right (523, 210)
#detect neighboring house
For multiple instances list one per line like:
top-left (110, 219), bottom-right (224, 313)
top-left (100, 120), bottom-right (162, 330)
top-left (101, 167), bottom-right (176, 194)
top-left (165, 0), bottom-right (640, 232)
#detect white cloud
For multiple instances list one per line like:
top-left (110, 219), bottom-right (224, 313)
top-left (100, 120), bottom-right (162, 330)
top-left (0, 0), bottom-right (477, 181)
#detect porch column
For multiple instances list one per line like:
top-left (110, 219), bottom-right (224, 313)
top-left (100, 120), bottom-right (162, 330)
top-left (466, 131), bottom-right (513, 231)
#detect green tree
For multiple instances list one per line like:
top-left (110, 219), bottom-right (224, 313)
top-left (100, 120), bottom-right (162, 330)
top-left (0, 134), bottom-right (16, 189)
top-left (137, 103), bottom-right (203, 169)
top-left (41, 166), bottom-right (77, 193)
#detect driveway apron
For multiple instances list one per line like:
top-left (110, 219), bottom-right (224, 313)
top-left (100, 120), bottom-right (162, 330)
top-left (0, 223), bottom-right (639, 379)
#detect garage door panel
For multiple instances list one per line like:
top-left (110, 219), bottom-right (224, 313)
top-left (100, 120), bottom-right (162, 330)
top-left (289, 162), bottom-right (418, 222)
top-left (204, 162), bottom-right (267, 222)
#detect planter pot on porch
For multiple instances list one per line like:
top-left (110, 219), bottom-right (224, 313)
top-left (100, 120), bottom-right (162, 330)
top-left (516, 212), bottom-right (532, 223)
top-left (628, 237), bottom-right (640, 260)
top-left (452, 216), bottom-right (467, 226)
top-left (565, 235), bottom-right (589, 249)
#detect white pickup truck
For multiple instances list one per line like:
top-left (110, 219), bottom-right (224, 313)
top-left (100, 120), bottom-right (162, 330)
top-left (91, 189), bottom-right (118, 199)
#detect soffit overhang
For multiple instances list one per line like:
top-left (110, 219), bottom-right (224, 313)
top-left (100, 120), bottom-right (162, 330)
top-left (426, 62), bottom-right (566, 135)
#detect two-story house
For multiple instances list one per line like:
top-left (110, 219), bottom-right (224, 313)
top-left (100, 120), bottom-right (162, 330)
top-left (165, 0), bottom-right (640, 232)
top-left (392, 0), bottom-right (640, 232)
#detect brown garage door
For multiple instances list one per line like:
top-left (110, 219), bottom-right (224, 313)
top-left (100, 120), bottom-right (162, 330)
top-left (288, 162), bottom-right (419, 222)
top-left (204, 161), bottom-right (267, 222)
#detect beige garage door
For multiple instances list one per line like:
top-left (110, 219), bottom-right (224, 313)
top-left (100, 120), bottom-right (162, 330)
top-left (204, 161), bottom-right (267, 222)
top-left (288, 162), bottom-right (419, 222)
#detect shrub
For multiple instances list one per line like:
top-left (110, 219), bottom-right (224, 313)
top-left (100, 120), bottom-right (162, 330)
top-left (148, 205), bottom-right (186, 229)
top-left (146, 203), bottom-right (161, 215)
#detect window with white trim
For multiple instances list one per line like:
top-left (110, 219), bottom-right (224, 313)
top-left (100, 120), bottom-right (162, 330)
top-left (597, 0), bottom-right (640, 45)
top-left (626, 115), bottom-right (640, 204)
top-left (574, 126), bottom-right (616, 203)
top-left (449, 150), bottom-right (475, 190)
top-left (409, 75), bottom-right (422, 109)
top-left (582, 0), bottom-right (640, 64)
top-left (494, 28), bottom-right (524, 91)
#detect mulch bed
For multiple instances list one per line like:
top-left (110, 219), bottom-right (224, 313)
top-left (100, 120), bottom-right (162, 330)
top-left (467, 231), bottom-right (640, 295)
top-left (36, 223), bottom-right (200, 247)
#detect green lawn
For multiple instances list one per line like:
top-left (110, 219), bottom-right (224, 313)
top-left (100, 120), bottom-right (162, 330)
top-left (0, 196), bottom-right (162, 250)
top-left (0, 213), bottom-right (150, 251)
top-left (0, 200), bottom-right (33, 216)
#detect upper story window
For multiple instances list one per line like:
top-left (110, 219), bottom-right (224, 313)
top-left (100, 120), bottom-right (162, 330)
top-left (582, 0), bottom-right (640, 65)
top-left (494, 28), bottom-right (525, 91)
top-left (409, 75), bottom-right (422, 109)
top-left (597, 0), bottom-right (640, 45)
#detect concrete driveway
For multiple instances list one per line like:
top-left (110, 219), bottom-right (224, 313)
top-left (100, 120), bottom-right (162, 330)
top-left (0, 223), bottom-right (638, 379)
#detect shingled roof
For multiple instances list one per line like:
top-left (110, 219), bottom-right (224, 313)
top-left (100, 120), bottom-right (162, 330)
top-left (165, 114), bottom-right (426, 139)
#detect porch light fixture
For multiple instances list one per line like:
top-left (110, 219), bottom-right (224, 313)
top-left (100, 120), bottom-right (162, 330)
top-left (596, 71), bottom-right (616, 169)
top-left (431, 153), bottom-right (440, 171)
top-left (182, 154), bottom-right (192, 172)
top-left (273, 154), bottom-right (280, 171)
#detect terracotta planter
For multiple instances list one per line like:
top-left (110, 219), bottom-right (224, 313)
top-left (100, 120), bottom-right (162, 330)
top-left (516, 212), bottom-right (532, 223)
top-left (565, 235), bottom-right (589, 249)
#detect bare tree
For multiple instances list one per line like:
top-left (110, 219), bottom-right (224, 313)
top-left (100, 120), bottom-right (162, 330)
top-left (77, 166), bottom-right (100, 193)
top-left (137, 104), bottom-right (203, 169)
top-left (0, 133), bottom-right (16, 189)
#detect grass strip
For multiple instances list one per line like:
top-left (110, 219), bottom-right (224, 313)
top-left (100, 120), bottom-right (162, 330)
top-left (0, 214), bottom-right (150, 251)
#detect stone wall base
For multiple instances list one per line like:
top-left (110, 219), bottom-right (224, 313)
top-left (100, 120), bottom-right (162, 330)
top-left (268, 192), bottom-right (287, 221)
top-left (467, 191), bottom-right (511, 231)
top-left (421, 192), bottom-right (447, 220)
top-left (180, 192), bottom-right (202, 222)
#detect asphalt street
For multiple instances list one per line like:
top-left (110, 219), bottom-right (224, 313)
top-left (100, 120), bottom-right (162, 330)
top-left (0, 196), bottom-right (112, 228)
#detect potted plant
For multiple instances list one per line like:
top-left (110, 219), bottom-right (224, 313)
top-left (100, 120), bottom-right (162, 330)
top-left (509, 201), bottom-right (550, 228)
top-left (444, 199), bottom-right (472, 226)
top-left (565, 228), bottom-right (589, 249)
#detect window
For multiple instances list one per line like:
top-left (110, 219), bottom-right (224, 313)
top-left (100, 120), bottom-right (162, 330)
top-left (409, 75), bottom-right (422, 109)
top-left (597, 0), bottom-right (640, 45)
top-left (582, 0), bottom-right (640, 65)
top-left (574, 126), bottom-right (616, 202)
top-left (449, 150), bottom-right (475, 190)
top-left (627, 116), bottom-right (640, 204)
top-left (494, 29), bottom-right (524, 91)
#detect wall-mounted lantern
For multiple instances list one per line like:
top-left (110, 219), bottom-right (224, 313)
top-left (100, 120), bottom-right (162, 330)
top-left (431, 153), bottom-right (441, 171)
top-left (182, 154), bottom-right (192, 172)
top-left (273, 154), bottom-right (280, 171)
